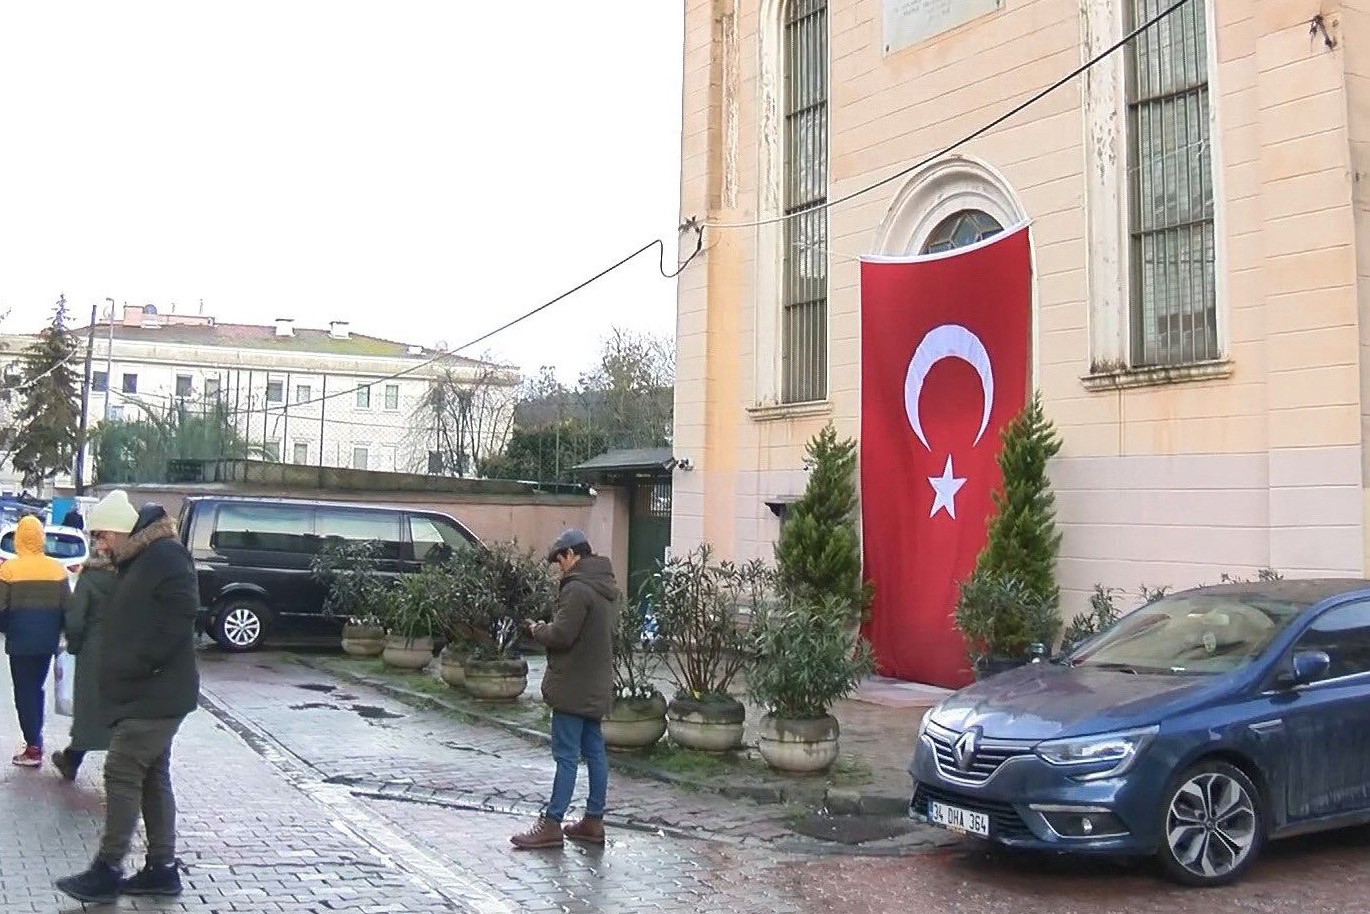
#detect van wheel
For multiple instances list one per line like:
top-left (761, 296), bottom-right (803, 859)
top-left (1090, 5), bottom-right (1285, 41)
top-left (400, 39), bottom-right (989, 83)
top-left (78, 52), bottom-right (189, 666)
top-left (213, 599), bottom-right (268, 652)
top-left (1157, 761), bottom-right (1264, 887)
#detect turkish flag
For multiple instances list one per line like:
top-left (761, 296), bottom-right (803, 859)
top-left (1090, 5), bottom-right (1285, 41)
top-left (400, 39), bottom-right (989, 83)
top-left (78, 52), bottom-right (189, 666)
top-left (859, 225), bottom-right (1032, 689)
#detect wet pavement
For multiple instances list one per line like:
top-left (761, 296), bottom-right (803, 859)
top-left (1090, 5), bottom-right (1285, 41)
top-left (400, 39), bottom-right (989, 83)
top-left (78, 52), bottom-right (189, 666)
top-left (4, 648), bottom-right (1370, 911)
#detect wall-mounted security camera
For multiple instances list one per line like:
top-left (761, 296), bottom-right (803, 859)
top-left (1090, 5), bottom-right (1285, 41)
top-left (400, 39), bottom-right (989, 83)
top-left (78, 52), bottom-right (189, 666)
top-left (676, 457), bottom-right (694, 472)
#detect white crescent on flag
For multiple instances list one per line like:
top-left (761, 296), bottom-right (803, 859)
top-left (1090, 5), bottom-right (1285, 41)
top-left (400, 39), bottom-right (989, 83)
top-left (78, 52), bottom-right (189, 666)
top-left (903, 323), bottom-right (995, 451)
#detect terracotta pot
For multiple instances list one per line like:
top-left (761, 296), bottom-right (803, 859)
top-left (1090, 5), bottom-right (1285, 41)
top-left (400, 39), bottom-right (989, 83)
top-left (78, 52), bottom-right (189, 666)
top-left (757, 714), bottom-right (840, 773)
top-left (464, 657), bottom-right (528, 700)
top-left (603, 694), bottom-right (668, 750)
top-left (341, 623), bottom-right (385, 657)
top-left (666, 695), bottom-right (746, 752)
top-left (438, 646), bottom-right (466, 688)
top-left (382, 635), bottom-right (434, 671)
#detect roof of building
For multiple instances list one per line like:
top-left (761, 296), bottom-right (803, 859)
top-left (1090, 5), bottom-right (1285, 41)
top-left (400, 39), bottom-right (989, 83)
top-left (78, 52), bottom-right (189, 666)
top-left (72, 320), bottom-right (486, 365)
top-left (572, 447), bottom-right (676, 476)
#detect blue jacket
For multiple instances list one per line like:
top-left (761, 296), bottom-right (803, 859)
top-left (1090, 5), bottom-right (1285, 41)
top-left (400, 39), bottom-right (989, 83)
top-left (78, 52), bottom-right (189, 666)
top-left (0, 516), bottom-right (70, 656)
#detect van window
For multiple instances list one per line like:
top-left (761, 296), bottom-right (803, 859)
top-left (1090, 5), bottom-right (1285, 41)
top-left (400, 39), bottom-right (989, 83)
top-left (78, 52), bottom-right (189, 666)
top-left (316, 508), bottom-right (402, 559)
top-left (212, 504), bottom-right (314, 553)
top-left (409, 515), bottom-right (475, 563)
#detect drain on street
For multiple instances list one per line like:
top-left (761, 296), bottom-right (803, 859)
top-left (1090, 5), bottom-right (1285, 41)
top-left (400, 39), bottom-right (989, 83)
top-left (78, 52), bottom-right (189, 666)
top-left (788, 814), bottom-right (917, 845)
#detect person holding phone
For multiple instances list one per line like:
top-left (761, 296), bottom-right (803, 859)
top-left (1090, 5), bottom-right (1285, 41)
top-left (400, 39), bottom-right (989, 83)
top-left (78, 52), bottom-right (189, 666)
top-left (510, 529), bottom-right (619, 849)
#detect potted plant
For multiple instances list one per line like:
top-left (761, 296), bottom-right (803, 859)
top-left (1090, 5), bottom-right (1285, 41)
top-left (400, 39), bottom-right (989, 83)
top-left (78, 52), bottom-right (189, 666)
top-left (954, 569), bottom-right (1060, 679)
top-left (646, 546), bottom-right (763, 752)
top-left (462, 542), bottom-right (547, 700)
top-left (748, 594), bottom-right (874, 773)
top-left (465, 617), bottom-right (529, 699)
top-left (603, 596), bottom-right (668, 751)
top-left (955, 393), bottom-right (1064, 679)
top-left (382, 568), bottom-right (446, 671)
top-left (311, 540), bottom-right (388, 657)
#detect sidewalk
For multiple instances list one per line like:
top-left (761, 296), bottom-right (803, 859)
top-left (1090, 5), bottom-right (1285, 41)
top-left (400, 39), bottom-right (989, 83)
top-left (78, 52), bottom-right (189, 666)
top-left (296, 649), bottom-right (946, 815)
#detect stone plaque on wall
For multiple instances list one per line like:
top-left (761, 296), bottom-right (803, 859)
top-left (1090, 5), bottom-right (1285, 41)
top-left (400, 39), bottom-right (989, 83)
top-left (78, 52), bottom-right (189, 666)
top-left (883, 0), bottom-right (1004, 55)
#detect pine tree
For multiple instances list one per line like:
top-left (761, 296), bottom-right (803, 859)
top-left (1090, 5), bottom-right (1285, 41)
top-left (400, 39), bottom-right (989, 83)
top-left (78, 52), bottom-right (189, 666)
top-left (12, 296), bottom-right (80, 489)
top-left (975, 391), bottom-right (1064, 609)
top-left (774, 423), bottom-right (873, 620)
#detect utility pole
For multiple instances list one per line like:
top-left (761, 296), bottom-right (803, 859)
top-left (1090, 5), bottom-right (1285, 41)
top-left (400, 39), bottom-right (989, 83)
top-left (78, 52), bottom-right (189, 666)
top-left (73, 299), bottom-right (98, 494)
top-left (102, 298), bottom-right (115, 421)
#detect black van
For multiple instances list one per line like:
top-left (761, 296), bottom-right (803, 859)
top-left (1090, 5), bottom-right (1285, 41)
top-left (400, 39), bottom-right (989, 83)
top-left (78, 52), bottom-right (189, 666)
top-left (179, 496), bottom-right (480, 652)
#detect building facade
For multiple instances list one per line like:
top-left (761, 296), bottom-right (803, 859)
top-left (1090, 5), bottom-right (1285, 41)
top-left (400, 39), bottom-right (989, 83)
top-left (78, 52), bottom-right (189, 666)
top-left (1, 306), bottom-right (517, 493)
top-left (673, 0), bottom-right (1370, 622)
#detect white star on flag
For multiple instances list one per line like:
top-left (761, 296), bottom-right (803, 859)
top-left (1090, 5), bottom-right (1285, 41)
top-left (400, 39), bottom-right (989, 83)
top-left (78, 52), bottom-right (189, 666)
top-left (927, 455), bottom-right (966, 519)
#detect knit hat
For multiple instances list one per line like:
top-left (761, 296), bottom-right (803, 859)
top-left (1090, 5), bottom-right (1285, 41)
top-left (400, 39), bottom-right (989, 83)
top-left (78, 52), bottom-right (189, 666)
top-left (87, 490), bottom-right (139, 534)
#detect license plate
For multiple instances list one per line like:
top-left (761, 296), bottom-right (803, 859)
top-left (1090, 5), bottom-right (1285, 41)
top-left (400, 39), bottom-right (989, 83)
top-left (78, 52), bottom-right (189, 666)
top-left (928, 800), bottom-right (990, 837)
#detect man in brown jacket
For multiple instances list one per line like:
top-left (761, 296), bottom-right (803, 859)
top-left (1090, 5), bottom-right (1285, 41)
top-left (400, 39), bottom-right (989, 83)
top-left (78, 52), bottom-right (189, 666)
top-left (510, 529), bottom-right (618, 849)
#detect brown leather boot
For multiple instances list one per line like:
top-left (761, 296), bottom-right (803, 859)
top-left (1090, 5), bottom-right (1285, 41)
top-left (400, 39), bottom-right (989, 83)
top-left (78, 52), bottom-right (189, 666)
top-left (510, 817), bottom-right (564, 849)
top-left (562, 815), bottom-right (605, 845)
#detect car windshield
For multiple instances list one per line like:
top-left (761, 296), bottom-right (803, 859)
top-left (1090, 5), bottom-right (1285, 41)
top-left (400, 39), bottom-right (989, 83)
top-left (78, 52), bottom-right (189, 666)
top-left (1068, 592), bottom-right (1306, 675)
top-left (0, 530), bottom-right (86, 561)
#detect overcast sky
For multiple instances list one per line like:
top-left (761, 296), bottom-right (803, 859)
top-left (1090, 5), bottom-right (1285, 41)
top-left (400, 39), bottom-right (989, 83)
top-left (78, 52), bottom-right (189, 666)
top-left (0, 2), bottom-right (685, 381)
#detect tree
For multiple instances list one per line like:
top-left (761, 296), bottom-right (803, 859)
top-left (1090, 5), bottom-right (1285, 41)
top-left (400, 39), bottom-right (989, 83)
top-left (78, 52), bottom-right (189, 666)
top-left (412, 359), bottom-right (519, 477)
top-left (576, 328), bottom-right (674, 448)
top-left (11, 296), bottom-right (80, 488)
top-left (773, 423), bottom-right (872, 621)
top-left (973, 391), bottom-right (1064, 610)
top-left (92, 399), bottom-right (258, 484)
top-left (477, 329), bottom-right (676, 482)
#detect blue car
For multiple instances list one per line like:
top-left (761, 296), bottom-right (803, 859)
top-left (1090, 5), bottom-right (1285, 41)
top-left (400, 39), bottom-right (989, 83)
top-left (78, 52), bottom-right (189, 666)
top-left (909, 579), bottom-right (1370, 887)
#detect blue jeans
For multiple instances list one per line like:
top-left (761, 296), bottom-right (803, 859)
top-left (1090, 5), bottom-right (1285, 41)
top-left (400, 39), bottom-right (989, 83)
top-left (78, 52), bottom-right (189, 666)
top-left (546, 712), bottom-right (607, 822)
top-left (9, 654), bottom-right (52, 748)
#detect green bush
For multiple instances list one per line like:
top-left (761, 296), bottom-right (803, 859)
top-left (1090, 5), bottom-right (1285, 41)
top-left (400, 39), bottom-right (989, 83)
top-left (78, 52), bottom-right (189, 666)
top-left (954, 569), bottom-right (1060, 666)
top-left (747, 595), bottom-right (874, 720)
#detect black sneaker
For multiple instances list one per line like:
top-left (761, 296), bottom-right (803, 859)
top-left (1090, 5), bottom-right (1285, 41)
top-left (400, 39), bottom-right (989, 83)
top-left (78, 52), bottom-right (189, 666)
top-left (122, 861), bottom-right (183, 897)
top-left (50, 749), bottom-right (79, 781)
top-left (55, 860), bottom-right (122, 905)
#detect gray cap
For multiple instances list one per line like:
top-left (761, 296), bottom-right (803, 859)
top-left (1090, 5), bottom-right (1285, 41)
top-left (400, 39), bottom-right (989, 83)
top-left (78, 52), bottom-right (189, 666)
top-left (547, 528), bottom-right (590, 562)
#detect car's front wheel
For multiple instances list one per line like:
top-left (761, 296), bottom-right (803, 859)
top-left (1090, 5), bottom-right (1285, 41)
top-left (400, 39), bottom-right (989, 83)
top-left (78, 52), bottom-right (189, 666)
top-left (213, 598), bottom-right (269, 653)
top-left (1157, 760), bottom-right (1264, 887)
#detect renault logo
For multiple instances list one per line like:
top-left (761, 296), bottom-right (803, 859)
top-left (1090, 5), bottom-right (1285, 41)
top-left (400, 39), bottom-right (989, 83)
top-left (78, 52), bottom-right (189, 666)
top-left (952, 728), bottom-right (980, 771)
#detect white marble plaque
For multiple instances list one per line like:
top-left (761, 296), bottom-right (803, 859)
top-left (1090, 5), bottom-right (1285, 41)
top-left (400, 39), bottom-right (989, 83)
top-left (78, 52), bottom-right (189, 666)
top-left (883, 0), bottom-right (1004, 55)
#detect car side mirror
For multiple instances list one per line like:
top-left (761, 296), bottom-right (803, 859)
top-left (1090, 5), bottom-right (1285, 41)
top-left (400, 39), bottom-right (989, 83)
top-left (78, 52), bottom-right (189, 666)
top-left (1279, 650), bottom-right (1331, 689)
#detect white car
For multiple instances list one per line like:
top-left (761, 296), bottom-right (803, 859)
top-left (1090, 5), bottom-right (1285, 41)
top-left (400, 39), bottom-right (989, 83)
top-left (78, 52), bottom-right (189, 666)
top-left (0, 524), bottom-right (90, 587)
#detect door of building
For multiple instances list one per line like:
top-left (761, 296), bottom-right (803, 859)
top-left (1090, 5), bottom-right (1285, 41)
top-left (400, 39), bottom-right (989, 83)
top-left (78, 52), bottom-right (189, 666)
top-left (627, 480), bottom-right (672, 605)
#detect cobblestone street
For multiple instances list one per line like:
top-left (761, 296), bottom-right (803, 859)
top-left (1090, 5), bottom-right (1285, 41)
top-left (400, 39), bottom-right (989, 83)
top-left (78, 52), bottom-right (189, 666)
top-left (5, 649), bottom-right (1370, 912)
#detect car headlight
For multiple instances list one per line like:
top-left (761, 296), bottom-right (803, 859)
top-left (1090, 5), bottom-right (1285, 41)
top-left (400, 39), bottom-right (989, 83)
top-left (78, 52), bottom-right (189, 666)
top-left (920, 707), bottom-right (942, 739)
top-left (1034, 726), bottom-right (1158, 781)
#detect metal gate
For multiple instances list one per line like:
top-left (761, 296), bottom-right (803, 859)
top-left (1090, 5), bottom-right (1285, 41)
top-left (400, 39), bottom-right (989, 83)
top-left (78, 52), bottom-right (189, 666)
top-left (627, 480), bottom-right (672, 603)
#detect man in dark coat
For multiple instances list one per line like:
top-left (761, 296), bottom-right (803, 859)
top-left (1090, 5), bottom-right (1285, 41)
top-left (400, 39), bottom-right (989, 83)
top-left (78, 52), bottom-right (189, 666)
top-left (56, 491), bottom-right (200, 905)
top-left (510, 528), bottom-right (619, 850)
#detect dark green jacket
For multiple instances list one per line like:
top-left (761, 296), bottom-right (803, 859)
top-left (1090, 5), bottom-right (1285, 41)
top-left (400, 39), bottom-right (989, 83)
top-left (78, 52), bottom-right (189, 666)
top-left (100, 506), bottom-right (200, 725)
top-left (533, 554), bottom-right (619, 720)
top-left (65, 558), bottom-right (116, 750)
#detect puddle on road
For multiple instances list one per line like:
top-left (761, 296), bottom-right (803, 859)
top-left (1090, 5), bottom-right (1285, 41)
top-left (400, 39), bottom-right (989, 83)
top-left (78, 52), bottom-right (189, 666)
top-left (296, 683), bottom-right (337, 694)
top-left (289, 702), bottom-right (339, 711)
top-left (352, 705), bottom-right (404, 720)
top-left (789, 814), bottom-right (918, 845)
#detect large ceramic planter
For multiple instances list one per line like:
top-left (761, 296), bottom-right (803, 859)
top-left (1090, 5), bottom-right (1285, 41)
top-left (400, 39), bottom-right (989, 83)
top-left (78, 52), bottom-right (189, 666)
top-left (438, 646), bottom-right (466, 688)
top-left (757, 714), bottom-right (840, 773)
top-left (464, 657), bottom-right (528, 700)
top-left (382, 635), bottom-right (434, 671)
top-left (603, 694), bottom-right (668, 751)
top-left (666, 695), bottom-right (745, 752)
top-left (341, 623), bottom-right (385, 658)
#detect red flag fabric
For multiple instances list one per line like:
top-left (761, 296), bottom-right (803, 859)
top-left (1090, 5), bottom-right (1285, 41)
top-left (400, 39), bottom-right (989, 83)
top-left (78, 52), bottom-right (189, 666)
top-left (859, 225), bottom-right (1033, 689)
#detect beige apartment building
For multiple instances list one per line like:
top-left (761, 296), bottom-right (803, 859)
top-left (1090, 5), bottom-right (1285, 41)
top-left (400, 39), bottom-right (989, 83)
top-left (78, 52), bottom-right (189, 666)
top-left (672, 0), bottom-right (1370, 620)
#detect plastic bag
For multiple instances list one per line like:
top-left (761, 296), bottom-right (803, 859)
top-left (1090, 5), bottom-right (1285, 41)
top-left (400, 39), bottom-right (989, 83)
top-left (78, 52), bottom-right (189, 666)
top-left (54, 651), bottom-right (75, 717)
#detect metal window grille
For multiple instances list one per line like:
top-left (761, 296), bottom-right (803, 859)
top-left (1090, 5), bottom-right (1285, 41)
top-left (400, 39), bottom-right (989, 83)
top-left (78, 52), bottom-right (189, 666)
top-left (637, 481), bottom-right (672, 518)
top-left (1127, 0), bottom-right (1217, 367)
top-left (781, 0), bottom-right (829, 404)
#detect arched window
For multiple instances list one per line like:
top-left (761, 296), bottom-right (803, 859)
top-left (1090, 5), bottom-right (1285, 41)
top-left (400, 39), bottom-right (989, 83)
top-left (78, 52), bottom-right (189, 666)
top-left (920, 210), bottom-right (1004, 255)
top-left (780, 0), bottom-right (828, 404)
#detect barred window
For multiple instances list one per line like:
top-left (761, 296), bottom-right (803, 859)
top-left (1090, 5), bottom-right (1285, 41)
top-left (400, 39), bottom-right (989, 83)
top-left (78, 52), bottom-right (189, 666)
top-left (1128, 0), bottom-right (1217, 367)
top-left (781, 0), bottom-right (829, 404)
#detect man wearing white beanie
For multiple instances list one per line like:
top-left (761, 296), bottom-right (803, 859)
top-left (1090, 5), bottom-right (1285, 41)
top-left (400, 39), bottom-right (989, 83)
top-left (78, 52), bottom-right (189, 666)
top-left (56, 490), bottom-right (199, 905)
